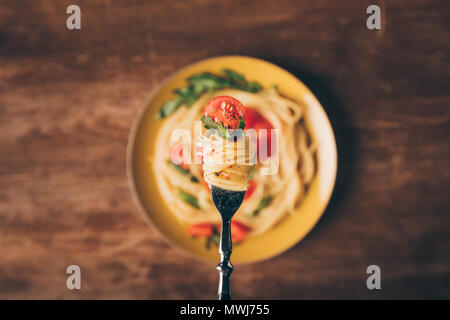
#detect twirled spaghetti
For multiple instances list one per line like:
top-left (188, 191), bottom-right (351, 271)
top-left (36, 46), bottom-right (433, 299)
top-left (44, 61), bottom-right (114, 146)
top-left (202, 131), bottom-right (254, 191)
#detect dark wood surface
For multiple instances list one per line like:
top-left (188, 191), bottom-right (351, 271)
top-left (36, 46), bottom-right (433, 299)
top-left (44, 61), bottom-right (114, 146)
top-left (0, 0), bottom-right (449, 299)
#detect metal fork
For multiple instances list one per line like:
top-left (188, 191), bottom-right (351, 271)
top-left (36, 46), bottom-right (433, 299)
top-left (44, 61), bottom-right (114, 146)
top-left (211, 185), bottom-right (246, 300)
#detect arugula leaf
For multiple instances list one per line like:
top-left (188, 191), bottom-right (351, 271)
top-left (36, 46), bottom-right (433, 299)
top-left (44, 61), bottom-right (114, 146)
top-left (248, 195), bottom-right (273, 217)
top-left (205, 236), bottom-right (212, 249)
top-left (211, 233), bottom-right (220, 246)
top-left (222, 69), bottom-right (262, 92)
top-left (178, 190), bottom-right (200, 209)
top-left (260, 195), bottom-right (273, 208)
top-left (238, 118), bottom-right (246, 130)
top-left (246, 81), bottom-right (262, 92)
top-left (167, 160), bottom-right (189, 175)
top-left (200, 115), bottom-right (217, 129)
top-left (201, 115), bottom-right (230, 139)
top-left (156, 96), bottom-right (184, 119)
top-left (173, 86), bottom-right (198, 107)
top-left (201, 115), bottom-right (246, 140)
top-left (187, 73), bottom-right (225, 92)
top-left (222, 69), bottom-right (246, 82)
top-left (157, 69), bottom-right (262, 118)
top-left (205, 228), bottom-right (220, 250)
top-left (227, 119), bottom-right (246, 140)
top-left (248, 166), bottom-right (256, 179)
top-left (215, 121), bottom-right (231, 140)
top-left (167, 160), bottom-right (199, 183)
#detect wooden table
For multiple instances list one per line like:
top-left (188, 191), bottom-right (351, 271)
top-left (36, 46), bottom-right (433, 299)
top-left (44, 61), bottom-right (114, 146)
top-left (0, 0), bottom-right (448, 299)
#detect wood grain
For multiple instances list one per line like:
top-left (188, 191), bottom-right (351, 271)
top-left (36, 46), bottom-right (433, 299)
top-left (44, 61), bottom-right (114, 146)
top-left (0, 0), bottom-right (449, 299)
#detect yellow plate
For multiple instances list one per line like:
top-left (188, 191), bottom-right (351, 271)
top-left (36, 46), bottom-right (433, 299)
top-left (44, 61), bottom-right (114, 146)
top-left (127, 56), bottom-right (337, 264)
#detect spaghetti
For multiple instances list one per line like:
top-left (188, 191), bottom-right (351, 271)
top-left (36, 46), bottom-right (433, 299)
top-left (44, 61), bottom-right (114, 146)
top-left (153, 87), bottom-right (315, 237)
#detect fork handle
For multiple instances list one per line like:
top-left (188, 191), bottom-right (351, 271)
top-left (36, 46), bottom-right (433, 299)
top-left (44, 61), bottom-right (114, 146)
top-left (217, 218), bottom-right (233, 300)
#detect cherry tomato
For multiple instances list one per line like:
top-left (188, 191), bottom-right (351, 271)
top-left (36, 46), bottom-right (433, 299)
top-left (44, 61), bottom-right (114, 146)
top-left (204, 96), bottom-right (246, 130)
top-left (188, 223), bottom-right (214, 238)
top-left (170, 143), bottom-right (189, 169)
top-left (253, 119), bottom-right (274, 161)
top-left (244, 107), bottom-right (258, 128)
top-left (243, 107), bottom-right (274, 162)
top-left (244, 180), bottom-right (256, 200)
top-left (231, 220), bottom-right (249, 243)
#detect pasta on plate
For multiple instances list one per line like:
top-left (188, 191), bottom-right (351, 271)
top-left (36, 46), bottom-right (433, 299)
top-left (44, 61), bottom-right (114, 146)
top-left (153, 86), bottom-right (316, 242)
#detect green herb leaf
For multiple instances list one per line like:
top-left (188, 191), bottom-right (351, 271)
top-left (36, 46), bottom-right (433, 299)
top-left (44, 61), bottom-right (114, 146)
top-left (222, 69), bottom-right (246, 81)
top-left (157, 69), bottom-right (262, 118)
top-left (247, 81), bottom-right (263, 92)
top-left (167, 160), bottom-right (199, 183)
top-left (187, 73), bottom-right (225, 92)
top-left (238, 118), bottom-right (246, 130)
top-left (248, 195), bottom-right (273, 217)
top-left (215, 120), bottom-right (231, 140)
top-left (200, 115), bottom-right (217, 129)
top-left (167, 160), bottom-right (189, 175)
top-left (205, 227), bottom-right (220, 250)
top-left (222, 69), bottom-right (262, 92)
top-left (205, 236), bottom-right (212, 249)
top-left (173, 86), bottom-right (198, 107)
top-left (156, 96), bottom-right (184, 118)
top-left (178, 190), bottom-right (200, 209)
top-left (212, 233), bottom-right (220, 246)
top-left (260, 195), bottom-right (273, 208)
top-left (248, 167), bottom-right (256, 179)
top-left (201, 115), bottom-right (230, 139)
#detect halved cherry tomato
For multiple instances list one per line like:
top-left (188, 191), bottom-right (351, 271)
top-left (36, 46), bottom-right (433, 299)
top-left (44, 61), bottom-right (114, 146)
top-left (204, 96), bottom-right (246, 130)
top-left (253, 119), bottom-right (274, 161)
top-left (244, 107), bottom-right (274, 162)
top-left (231, 220), bottom-right (249, 243)
top-left (170, 143), bottom-right (189, 169)
top-left (188, 223), bottom-right (214, 238)
top-left (244, 180), bottom-right (256, 200)
top-left (244, 107), bottom-right (258, 128)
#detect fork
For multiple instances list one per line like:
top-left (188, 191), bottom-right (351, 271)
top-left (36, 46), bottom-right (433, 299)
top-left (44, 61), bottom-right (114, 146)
top-left (211, 185), bottom-right (246, 300)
